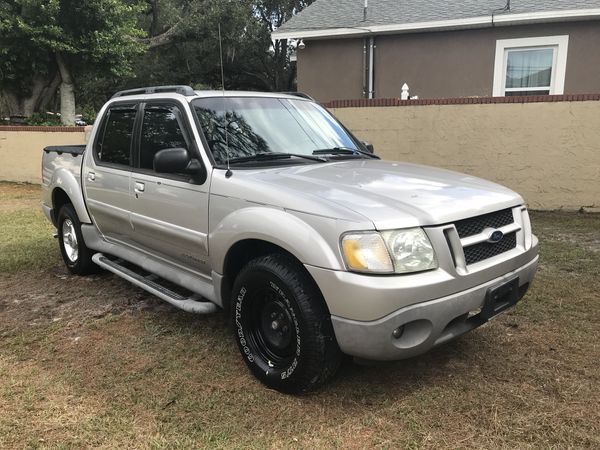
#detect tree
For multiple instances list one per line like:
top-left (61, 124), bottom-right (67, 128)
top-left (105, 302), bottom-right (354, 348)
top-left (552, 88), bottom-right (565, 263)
top-left (0, 0), bottom-right (316, 123)
top-left (254, 0), bottom-right (315, 91)
top-left (0, 0), bottom-right (145, 124)
top-left (126, 0), bottom-right (269, 90)
top-left (129, 0), bottom-right (315, 92)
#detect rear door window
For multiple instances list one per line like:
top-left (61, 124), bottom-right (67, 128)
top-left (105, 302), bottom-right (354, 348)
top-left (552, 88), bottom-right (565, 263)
top-left (139, 105), bottom-right (189, 171)
top-left (95, 107), bottom-right (137, 167)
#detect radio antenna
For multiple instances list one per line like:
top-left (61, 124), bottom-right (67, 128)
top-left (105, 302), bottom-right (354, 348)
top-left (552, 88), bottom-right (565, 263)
top-left (218, 23), bottom-right (232, 178)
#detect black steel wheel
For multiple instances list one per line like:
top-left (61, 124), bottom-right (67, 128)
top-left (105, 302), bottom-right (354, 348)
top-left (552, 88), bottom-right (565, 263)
top-left (231, 254), bottom-right (341, 394)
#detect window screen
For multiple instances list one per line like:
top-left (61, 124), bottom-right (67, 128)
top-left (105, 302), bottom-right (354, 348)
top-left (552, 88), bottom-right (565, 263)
top-left (505, 47), bottom-right (554, 96)
top-left (139, 106), bottom-right (188, 170)
top-left (96, 108), bottom-right (136, 166)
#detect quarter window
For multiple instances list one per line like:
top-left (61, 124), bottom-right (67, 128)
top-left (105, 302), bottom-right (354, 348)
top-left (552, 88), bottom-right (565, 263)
top-left (96, 108), bottom-right (136, 166)
top-left (139, 105), bottom-right (188, 171)
top-left (493, 36), bottom-right (569, 97)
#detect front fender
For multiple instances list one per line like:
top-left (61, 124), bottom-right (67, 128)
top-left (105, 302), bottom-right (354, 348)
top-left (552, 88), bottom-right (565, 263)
top-left (50, 167), bottom-right (91, 224)
top-left (209, 207), bottom-right (344, 273)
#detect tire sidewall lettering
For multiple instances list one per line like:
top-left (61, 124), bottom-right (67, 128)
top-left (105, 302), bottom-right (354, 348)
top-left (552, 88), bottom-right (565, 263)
top-left (234, 286), bottom-right (254, 363)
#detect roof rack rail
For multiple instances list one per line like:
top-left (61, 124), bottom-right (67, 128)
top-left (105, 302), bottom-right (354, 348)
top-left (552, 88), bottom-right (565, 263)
top-left (111, 85), bottom-right (196, 99)
top-left (281, 92), bottom-right (315, 101)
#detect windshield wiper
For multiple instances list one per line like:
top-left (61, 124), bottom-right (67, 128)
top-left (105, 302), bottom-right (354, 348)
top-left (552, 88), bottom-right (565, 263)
top-left (313, 147), bottom-right (379, 159)
top-left (228, 152), bottom-right (326, 165)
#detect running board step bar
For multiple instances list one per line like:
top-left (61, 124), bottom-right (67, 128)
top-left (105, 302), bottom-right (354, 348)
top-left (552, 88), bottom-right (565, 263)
top-left (92, 253), bottom-right (218, 314)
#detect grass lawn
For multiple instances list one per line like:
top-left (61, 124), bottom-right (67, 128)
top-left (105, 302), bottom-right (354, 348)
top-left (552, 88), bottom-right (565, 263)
top-left (1, 182), bottom-right (599, 449)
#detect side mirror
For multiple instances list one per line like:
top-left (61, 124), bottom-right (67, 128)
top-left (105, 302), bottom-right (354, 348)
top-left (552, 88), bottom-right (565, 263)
top-left (154, 147), bottom-right (192, 173)
top-left (362, 141), bottom-right (375, 153)
top-left (153, 147), bottom-right (207, 183)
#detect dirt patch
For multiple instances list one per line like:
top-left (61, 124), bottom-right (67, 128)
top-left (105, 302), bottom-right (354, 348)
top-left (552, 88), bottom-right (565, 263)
top-left (0, 184), bottom-right (599, 448)
top-left (0, 265), bottom-right (177, 335)
top-left (0, 182), bottom-right (41, 213)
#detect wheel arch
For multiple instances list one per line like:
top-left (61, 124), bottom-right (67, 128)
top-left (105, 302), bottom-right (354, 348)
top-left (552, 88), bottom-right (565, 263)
top-left (49, 167), bottom-right (91, 224)
top-left (210, 207), bottom-right (343, 274)
top-left (211, 207), bottom-right (344, 310)
top-left (220, 239), bottom-right (290, 309)
top-left (51, 188), bottom-right (71, 224)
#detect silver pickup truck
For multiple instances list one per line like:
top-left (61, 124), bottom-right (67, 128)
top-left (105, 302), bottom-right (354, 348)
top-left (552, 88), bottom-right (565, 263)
top-left (42, 86), bottom-right (538, 393)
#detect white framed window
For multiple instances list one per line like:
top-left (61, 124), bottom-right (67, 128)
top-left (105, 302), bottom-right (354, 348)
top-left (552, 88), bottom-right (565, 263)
top-left (493, 36), bottom-right (569, 97)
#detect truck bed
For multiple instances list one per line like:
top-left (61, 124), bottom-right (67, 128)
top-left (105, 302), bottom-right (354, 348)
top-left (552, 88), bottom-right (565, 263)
top-left (41, 145), bottom-right (87, 225)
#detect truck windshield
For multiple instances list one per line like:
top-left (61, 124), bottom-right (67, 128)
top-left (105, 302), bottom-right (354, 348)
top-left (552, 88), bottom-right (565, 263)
top-left (192, 97), bottom-right (360, 165)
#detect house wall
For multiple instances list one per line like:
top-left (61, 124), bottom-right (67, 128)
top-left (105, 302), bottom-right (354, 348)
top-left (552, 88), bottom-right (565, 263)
top-left (297, 38), bottom-right (365, 101)
top-left (0, 127), bottom-right (88, 184)
top-left (329, 99), bottom-right (600, 211)
top-left (299, 21), bottom-right (600, 102)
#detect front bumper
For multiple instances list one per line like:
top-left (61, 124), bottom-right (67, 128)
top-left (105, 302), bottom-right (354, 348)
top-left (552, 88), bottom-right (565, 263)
top-left (327, 256), bottom-right (538, 361)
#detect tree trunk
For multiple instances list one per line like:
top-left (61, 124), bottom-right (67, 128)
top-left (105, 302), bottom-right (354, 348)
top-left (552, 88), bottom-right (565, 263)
top-left (2, 90), bottom-right (24, 117)
top-left (1, 76), bottom-right (48, 121)
top-left (55, 53), bottom-right (76, 125)
top-left (139, 20), bottom-right (182, 49)
top-left (38, 71), bottom-right (61, 113)
top-left (147, 0), bottom-right (159, 36)
top-left (272, 39), bottom-right (289, 91)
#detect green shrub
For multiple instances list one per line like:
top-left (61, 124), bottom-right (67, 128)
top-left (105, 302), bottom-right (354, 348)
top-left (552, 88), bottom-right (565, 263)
top-left (26, 112), bottom-right (62, 126)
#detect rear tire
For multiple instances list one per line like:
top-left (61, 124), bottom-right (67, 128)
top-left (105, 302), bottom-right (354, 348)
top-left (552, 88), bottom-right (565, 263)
top-left (57, 204), bottom-right (97, 275)
top-left (231, 254), bottom-right (342, 394)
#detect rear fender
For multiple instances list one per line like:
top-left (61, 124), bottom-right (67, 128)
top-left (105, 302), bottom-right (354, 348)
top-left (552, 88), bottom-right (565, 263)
top-left (51, 167), bottom-right (91, 224)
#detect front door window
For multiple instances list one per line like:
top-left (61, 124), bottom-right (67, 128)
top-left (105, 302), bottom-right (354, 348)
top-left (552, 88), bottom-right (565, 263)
top-left (139, 105), bottom-right (189, 172)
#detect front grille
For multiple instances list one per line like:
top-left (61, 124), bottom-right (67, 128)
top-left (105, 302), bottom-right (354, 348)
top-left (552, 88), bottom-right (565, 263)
top-left (464, 232), bottom-right (517, 265)
top-left (455, 208), bottom-right (514, 238)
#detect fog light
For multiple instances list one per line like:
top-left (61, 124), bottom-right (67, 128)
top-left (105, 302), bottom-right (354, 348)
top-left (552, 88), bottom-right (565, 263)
top-left (392, 326), bottom-right (405, 339)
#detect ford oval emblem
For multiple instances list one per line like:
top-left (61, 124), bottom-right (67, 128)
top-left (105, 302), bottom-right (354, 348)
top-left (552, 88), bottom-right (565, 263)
top-left (488, 230), bottom-right (504, 244)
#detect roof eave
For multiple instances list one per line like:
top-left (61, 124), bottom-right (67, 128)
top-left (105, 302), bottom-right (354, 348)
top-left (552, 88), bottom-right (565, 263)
top-left (272, 8), bottom-right (600, 40)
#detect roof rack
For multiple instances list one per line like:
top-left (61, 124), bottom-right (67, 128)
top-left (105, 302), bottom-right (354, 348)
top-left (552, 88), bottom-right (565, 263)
top-left (281, 92), bottom-right (315, 101)
top-left (111, 85), bottom-right (196, 99)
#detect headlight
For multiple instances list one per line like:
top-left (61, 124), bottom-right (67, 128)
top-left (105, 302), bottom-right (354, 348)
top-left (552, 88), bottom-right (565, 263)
top-left (341, 228), bottom-right (437, 274)
top-left (381, 228), bottom-right (438, 273)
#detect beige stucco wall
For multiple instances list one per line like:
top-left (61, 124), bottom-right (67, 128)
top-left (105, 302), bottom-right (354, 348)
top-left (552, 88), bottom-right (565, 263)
top-left (1, 104), bottom-right (598, 210)
top-left (0, 130), bottom-right (87, 184)
top-left (331, 101), bottom-right (600, 210)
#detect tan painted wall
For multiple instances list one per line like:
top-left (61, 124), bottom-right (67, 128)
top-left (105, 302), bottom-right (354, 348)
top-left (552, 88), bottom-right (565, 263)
top-left (0, 130), bottom-right (86, 184)
top-left (330, 101), bottom-right (600, 210)
top-left (2, 104), bottom-right (598, 210)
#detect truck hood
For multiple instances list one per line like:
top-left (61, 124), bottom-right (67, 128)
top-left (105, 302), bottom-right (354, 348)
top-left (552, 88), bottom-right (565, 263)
top-left (219, 160), bottom-right (524, 229)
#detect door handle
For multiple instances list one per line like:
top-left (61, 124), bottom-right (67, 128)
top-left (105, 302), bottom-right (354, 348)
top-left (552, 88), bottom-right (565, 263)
top-left (134, 182), bottom-right (145, 193)
top-left (87, 172), bottom-right (95, 182)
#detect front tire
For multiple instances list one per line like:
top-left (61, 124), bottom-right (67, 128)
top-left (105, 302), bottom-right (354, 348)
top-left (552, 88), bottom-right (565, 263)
top-left (231, 254), bottom-right (342, 394)
top-left (57, 204), bottom-right (97, 275)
